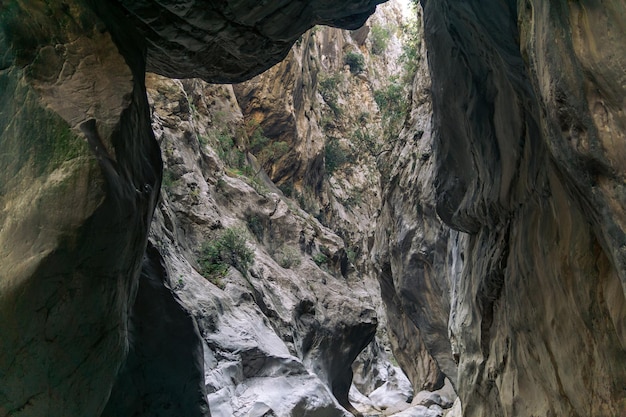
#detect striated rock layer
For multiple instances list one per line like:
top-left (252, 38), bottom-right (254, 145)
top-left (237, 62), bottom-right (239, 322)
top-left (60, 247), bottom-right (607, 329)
top-left (115, 0), bottom-right (386, 82)
top-left (3, 0), bottom-right (626, 416)
top-left (375, 1), bottom-right (626, 416)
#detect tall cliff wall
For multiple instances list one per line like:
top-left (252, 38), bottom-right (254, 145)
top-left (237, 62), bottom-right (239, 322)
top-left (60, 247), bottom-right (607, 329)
top-left (0, 1), bottom-right (384, 416)
top-left (1, 0), bottom-right (625, 417)
top-left (373, 1), bottom-right (626, 416)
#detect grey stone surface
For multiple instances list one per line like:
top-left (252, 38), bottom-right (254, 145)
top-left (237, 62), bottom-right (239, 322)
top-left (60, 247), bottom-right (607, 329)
top-left (116, 0), bottom-right (386, 82)
top-left (373, 0), bottom-right (626, 416)
top-left (0, 1), bottom-right (384, 416)
top-left (102, 243), bottom-right (209, 417)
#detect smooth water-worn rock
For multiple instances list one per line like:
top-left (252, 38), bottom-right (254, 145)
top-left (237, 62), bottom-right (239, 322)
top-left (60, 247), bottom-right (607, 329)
top-left (423, 0), bottom-right (626, 414)
top-left (372, 4), bottom-right (449, 393)
top-left (146, 72), bottom-right (384, 415)
top-left (0, 3), bottom-right (160, 416)
top-left (116, 0), bottom-right (386, 82)
top-left (0, 1), bottom-right (384, 416)
top-left (374, 1), bottom-right (626, 416)
top-left (5, 0), bottom-right (626, 416)
top-left (367, 365), bottom-right (413, 410)
top-left (389, 405), bottom-right (442, 417)
top-left (102, 243), bottom-right (209, 417)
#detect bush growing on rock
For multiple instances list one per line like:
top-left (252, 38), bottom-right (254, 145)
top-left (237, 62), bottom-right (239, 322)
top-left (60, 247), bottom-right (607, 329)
top-left (318, 73), bottom-right (343, 116)
top-left (198, 227), bottom-right (254, 285)
top-left (275, 246), bottom-right (302, 269)
top-left (313, 252), bottom-right (329, 266)
top-left (370, 23), bottom-right (391, 55)
top-left (344, 51), bottom-right (366, 74)
top-left (324, 138), bottom-right (348, 175)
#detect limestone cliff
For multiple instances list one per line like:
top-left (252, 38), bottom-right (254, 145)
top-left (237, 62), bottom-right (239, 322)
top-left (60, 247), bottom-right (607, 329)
top-left (143, 73), bottom-right (377, 416)
top-left (0, 1), bottom-right (384, 416)
top-left (2, 0), bottom-right (626, 417)
top-left (137, 2), bottom-right (451, 415)
top-left (375, 1), bottom-right (626, 416)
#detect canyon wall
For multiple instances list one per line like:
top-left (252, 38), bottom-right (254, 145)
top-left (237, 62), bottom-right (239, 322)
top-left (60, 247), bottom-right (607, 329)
top-left (1, 0), bottom-right (625, 416)
top-left (0, 1), bottom-right (384, 416)
top-left (374, 1), bottom-right (626, 416)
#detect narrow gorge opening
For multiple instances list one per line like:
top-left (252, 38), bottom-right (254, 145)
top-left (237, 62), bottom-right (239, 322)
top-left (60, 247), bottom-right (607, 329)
top-left (142, 2), bottom-right (456, 415)
top-left (1, 0), bottom-right (625, 417)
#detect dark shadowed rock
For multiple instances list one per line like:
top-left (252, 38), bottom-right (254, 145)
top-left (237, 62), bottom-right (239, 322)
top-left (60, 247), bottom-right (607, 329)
top-left (375, 1), bottom-right (626, 416)
top-left (102, 243), bottom-right (209, 417)
top-left (0, 2), bottom-right (160, 416)
top-left (115, 0), bottom-right (386, 83)
top-left (413, 0), bottom-right (626, 415)
top-left (372, 4), bottom-right (449, 393)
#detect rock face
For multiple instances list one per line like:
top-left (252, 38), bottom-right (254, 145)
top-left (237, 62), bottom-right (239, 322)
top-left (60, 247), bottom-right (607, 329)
top-left (3, 0), bottom-right (626, 416)
top-left (372, 4), bottom-right (450, 394)
top-left (0, 3), bottom-right (160, 416)
top-left (375, 1), bottom-right (626, 417)
top-left (101, 243), bottom-right (209, 417)
top-left (145, 73), bottom-right (379, 416)
top-left (0, 1), bottom-right (384, 416)
top-left (116, 0), bottom-right (386, 82)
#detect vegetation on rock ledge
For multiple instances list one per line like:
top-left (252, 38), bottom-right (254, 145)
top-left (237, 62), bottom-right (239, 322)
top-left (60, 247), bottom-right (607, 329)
top-left (198, 227), bottom-right (255, 287)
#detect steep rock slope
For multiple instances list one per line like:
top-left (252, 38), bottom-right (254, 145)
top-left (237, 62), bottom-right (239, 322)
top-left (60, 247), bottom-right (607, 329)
top-left (372, 4), bottom-right (451, 394)
top-left (138, 3), bottom-right (447, 415)
top-left (230, 1), bottom-right (454, 404)
top-left (375, 1), bottom-right (626, 416)
top-left (0, 1), bottom-right (384, 416)
top-left (0, 4), bottom-right (161, 416)
top-left (144, 73), bottom-right (378, 416)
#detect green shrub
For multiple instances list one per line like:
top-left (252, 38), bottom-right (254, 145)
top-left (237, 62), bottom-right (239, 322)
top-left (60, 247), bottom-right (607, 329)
top-left (278, 181), bottom-right (294, 197)
top-left (217, 132), bottom-right (246, 169)
top-left (373, 77), bottom-right (408, 146)
top-left (318, 73), bottom-right (343, 116)
top-left (249, 124), bottom-right (269, 153)
top-left (198, 227), bottom-right (255, 282)
top-left (245, 214), bottom-right (264, 241)
top-left (313, 252), bottom-right (328, 266)
top-left (162, 169), bottom-right (178, 190)
top-left (347, 247), bottom-right (358, 264)
top-left (275, 246), bottom-right (302, 269)
top-left (400, 19), bottom-right (422, 82)
top-left (248, 121), bottom-right (291, 164)
top-left (354, 128), bottom-right (378, 156)
top-left (344, 51), bottom-right (366, 74)
top-left (258, 140), bottom-right (290, 165)
top-left (370, 24), bottom-right (391, 55)
top-left (324, 138), bottom-right (348, 175)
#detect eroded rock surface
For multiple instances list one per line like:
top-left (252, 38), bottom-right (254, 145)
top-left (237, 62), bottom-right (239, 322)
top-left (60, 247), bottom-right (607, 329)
top-left (116, 0), bottom-right (386, 82)
top-left (375, 1), bottom-right (626, 416)
top-left (145, 73), bottom-right (380, 416)
top-left (4, 0), bottom-right (626, 416)
top-left (0, 1), bottom-right (384, 416)
top-left (0, 3), bottom-right (160, 416)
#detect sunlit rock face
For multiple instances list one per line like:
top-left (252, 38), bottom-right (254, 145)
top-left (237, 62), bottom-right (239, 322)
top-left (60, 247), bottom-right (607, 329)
top-left (0, 3), bottom-right (160, 416)
top-left (414, 0), bottom-right (626, 415)
top-left (371, 4), bottom-right (450, 394)
top-left (0, 1), bottom-right (383, 416)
